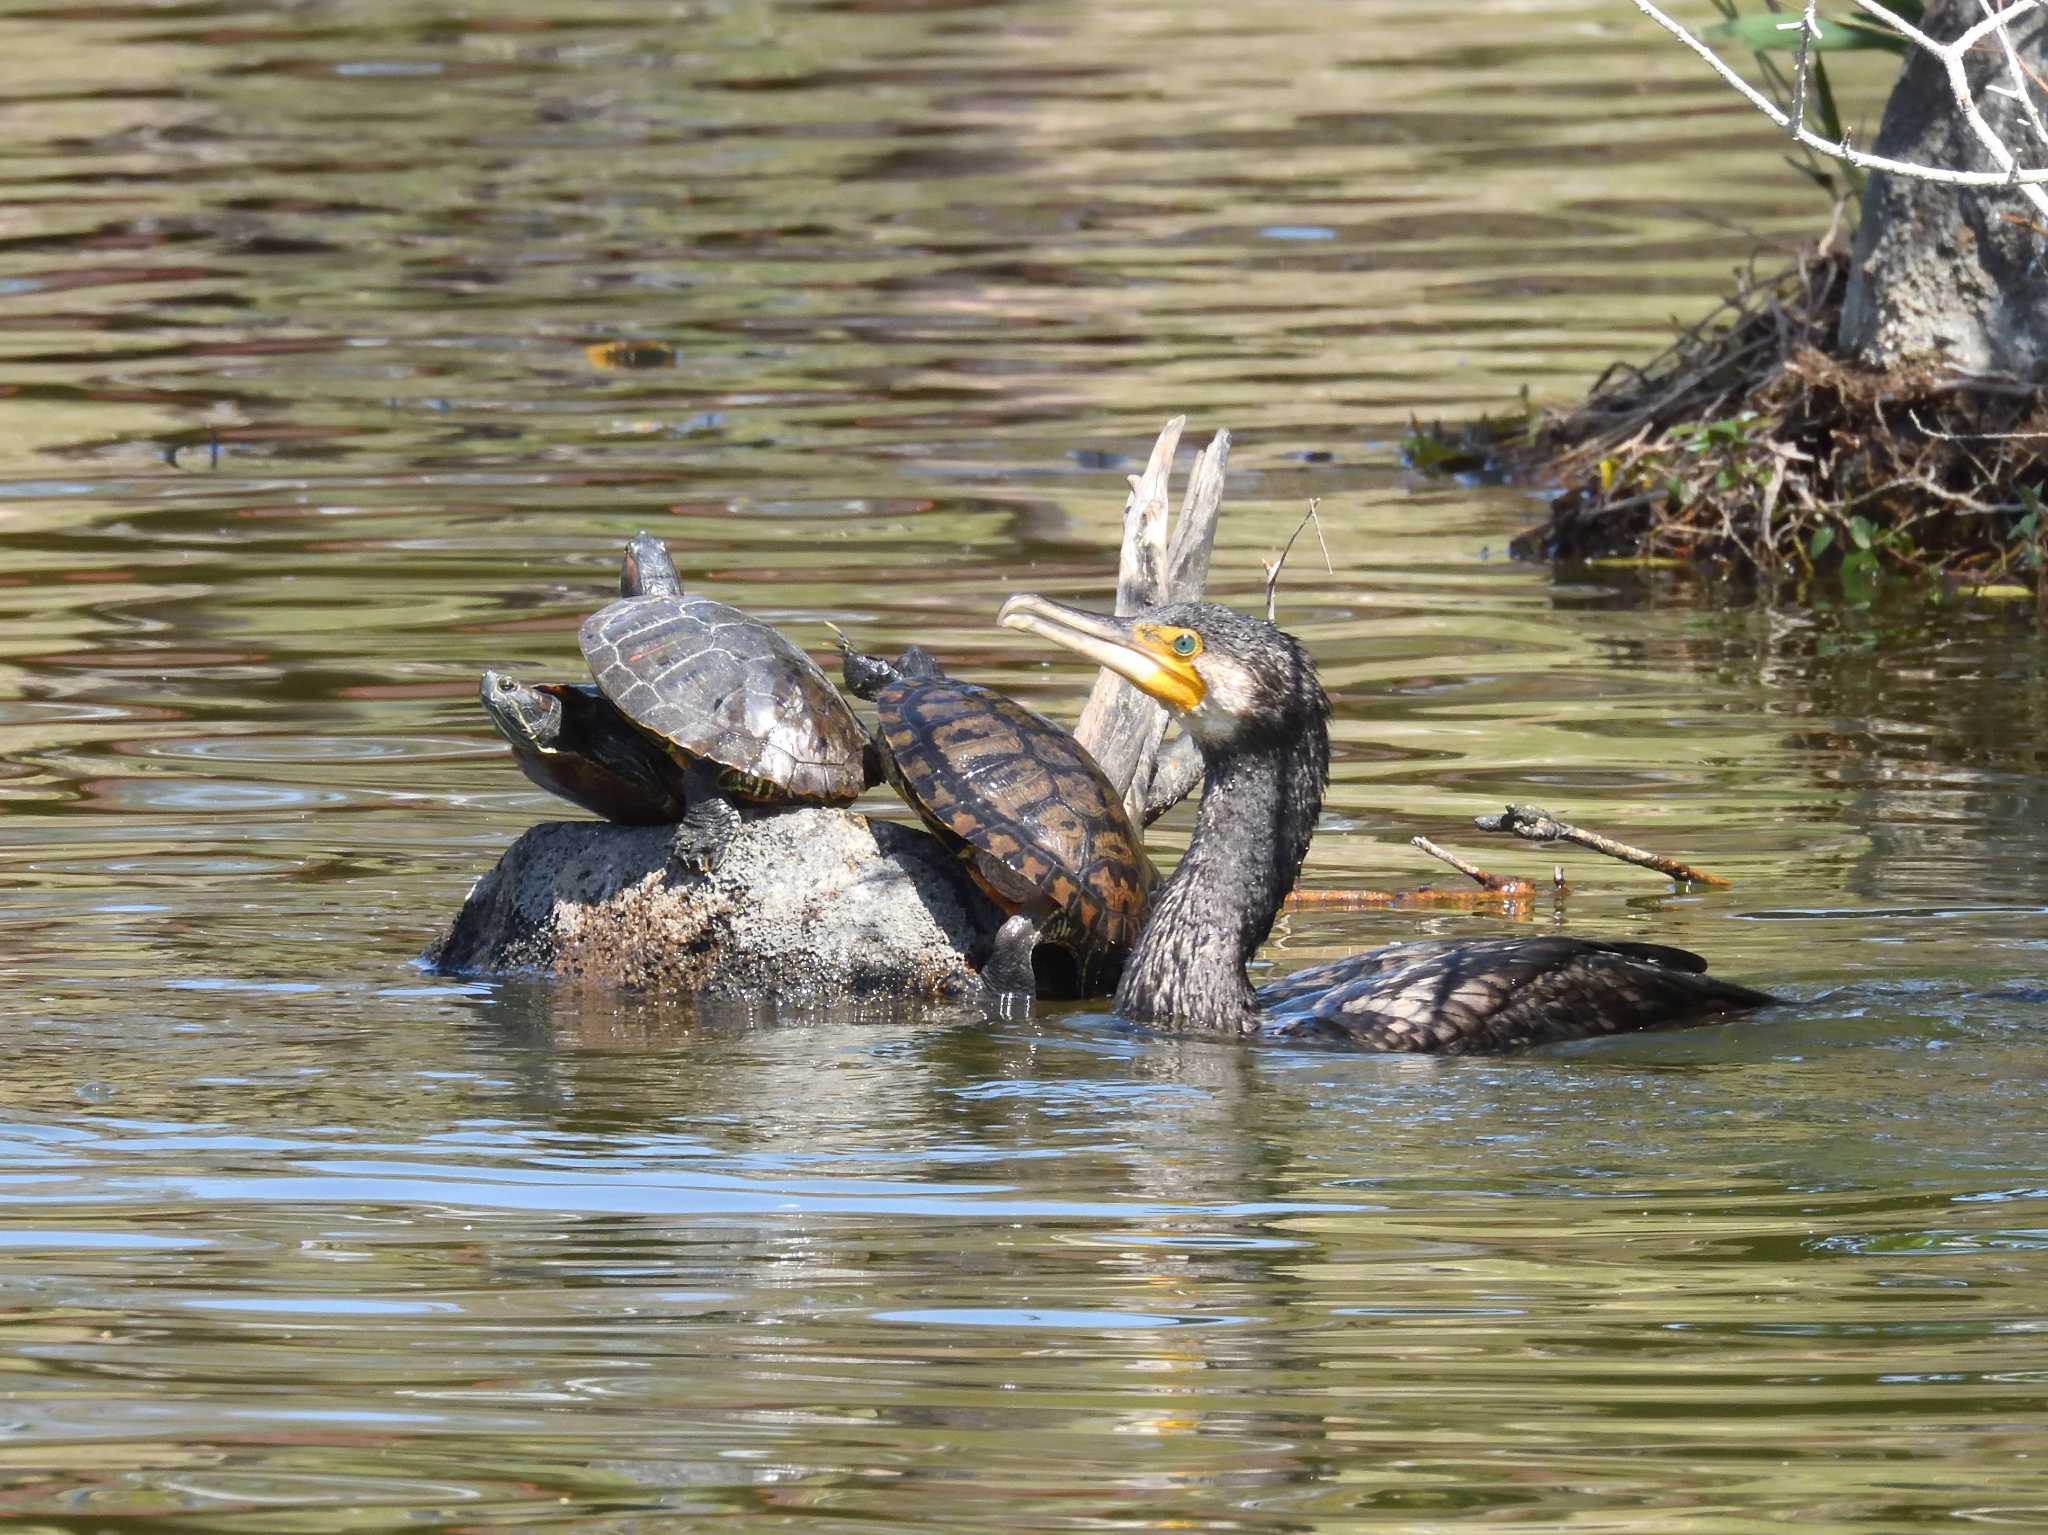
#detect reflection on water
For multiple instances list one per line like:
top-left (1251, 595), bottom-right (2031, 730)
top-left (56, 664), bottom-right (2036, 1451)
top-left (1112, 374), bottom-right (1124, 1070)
top-left (0, 0), bottom-right (2045, 1529)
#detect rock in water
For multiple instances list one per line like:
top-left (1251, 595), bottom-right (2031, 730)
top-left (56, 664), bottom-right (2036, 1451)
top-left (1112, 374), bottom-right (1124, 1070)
top-left (427, 808), bottom-right (1001, 1003)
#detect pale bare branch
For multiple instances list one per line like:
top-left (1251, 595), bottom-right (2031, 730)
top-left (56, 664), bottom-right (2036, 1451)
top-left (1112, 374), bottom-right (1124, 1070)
top-left (1983, 0), bottom-right (2048, 144)
top-left (1630, 0), bottom-right (2048, 217)
top-left (1790, 0), bottom-right (1821, 137)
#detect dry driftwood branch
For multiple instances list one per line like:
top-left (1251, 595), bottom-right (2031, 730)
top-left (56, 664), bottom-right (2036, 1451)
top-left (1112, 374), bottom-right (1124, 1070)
top-left (1473, 803), bottom-right (1730, 886)
top-left (1141, 733), bottom-right (1204, 826)
top-left (1072, 417), bottom-right (1227, 827)
top-left (1167, 428), bottom-right (1228, 599)
top-left (1129, 433), bottom-right (1228, 818)
top-left (1631, 0), bottom-right (2048, 215)
top-left (1073, 416), bottom-right (1180, 779)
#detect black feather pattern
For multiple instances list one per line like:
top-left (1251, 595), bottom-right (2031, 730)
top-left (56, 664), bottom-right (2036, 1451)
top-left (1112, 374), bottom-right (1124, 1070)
top-left (1106, 602), bottom-right (1779, 1051)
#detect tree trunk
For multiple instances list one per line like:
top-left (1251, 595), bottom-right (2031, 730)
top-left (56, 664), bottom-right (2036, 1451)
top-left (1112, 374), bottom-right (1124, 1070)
top-left (1839, 0), bottom-right (2048, 378)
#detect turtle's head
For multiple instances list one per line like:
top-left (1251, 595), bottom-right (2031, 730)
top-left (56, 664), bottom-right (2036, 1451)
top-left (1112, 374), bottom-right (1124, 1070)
top-left (621, 532), bottom-right (685, 600)
top-left (826, 622), bottom-right (903, 701)
top-left (479, 670), bottom-right (564, 751)
top-left (894, 645), bottom-right (943, 679)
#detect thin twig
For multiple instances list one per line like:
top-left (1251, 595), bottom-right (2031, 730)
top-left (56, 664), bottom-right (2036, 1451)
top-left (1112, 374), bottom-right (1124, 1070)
top-left (1263, 499), bottom-right (1335, 623)
top-left (1984, 0), bottom-right (2048, 146)
top-left (1788, 0), bottom-right (1820, 138)
top-left (1410, 836), bottom-right (1541, 894)
top-left (1907, 406), bottom-right (2048, 440)
top-left (1630, 0), bottom-right (2048, 213)
top-left (1472, 803), bottom-right (1731, 886)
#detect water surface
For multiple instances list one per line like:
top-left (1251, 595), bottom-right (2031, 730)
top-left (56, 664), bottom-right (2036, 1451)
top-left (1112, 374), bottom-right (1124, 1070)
top-left (1, 1), bottom-right (2046, 1529)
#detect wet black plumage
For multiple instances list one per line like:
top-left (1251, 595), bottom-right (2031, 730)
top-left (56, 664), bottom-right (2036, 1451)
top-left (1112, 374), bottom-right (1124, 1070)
top-left (1106, 604), bottom-right (1328, 1035)
top-left (1255, 935), bottom-right (1775, 1052)
top-left (1000, 596), bottom-right (1779, 1051)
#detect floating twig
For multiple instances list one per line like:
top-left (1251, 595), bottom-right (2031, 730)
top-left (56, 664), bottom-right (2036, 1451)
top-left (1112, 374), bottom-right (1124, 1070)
top-left (1410, 835), bottom-right (1545, 896)
top-left (1278, 840), bottom-right (1567, 910)
top-left (1472, 803), bottom-right (1729, 886)
top-left (1279, 883), bottom-right (1541, 912)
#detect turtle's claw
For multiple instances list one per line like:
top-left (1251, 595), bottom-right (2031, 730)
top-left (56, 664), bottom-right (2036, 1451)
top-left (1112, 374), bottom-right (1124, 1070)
top-left (668, 785), bottom-right (740, 875)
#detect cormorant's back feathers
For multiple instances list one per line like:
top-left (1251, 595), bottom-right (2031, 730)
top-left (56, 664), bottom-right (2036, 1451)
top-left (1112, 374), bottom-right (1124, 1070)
top-left (1256, 936), bottom-right (1779, 1054)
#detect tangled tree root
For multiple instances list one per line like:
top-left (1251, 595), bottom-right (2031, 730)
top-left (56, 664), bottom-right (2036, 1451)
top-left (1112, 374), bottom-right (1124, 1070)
top-left (1474, 244), bottom-right (2048, 600)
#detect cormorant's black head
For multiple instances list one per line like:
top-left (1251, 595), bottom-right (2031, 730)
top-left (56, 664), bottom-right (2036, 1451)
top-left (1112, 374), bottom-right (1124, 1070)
top-left (620, 532), bottom-right (684, 600)
top-left (997, 595), bottom-right (1327, 754)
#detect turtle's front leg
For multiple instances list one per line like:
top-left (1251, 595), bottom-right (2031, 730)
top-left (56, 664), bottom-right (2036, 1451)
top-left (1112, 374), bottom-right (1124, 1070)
top-left (669, 762), bottom-right (742, 874)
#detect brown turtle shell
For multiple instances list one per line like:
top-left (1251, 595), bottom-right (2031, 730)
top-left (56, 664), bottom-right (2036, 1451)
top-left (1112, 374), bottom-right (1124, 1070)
top-left (579, 594), bottom-right (868, 803)
top-left (873, 673), bottom-right (1154, 952)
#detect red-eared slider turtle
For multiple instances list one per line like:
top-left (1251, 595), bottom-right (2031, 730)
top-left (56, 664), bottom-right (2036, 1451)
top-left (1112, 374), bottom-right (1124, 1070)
top-left (480, 670), bottom-right (689, 825)
top-left (619, 530), bottom-right (682, 600)
top-left (835, 635), bottom-right (1154, 998)
top-left (580, 542), bottom-right (873, 873)
top-left (476, 533), bottom-right (696, 825)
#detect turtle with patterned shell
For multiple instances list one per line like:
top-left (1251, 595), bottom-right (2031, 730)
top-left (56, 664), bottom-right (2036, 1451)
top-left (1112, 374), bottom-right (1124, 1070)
top-left (573, 534), bottom-right (875, 872)
top-left (834, 633), bottom-right (1155, 998)
top-left (481, 534), bottom-right (696, 826)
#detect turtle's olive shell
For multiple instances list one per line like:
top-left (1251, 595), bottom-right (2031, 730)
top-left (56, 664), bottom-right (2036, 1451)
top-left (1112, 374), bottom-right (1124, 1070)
top-left (580, 594), bottom-right (868, 803)
top-left (874, 673), bottom-right (1153, 950)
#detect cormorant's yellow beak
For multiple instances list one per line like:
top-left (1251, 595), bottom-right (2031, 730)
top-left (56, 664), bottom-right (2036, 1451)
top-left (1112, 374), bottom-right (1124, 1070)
top-left (997, 594), bottom-right (1207, 712)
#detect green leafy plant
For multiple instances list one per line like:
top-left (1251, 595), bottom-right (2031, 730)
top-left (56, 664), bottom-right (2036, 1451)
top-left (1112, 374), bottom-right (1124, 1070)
top-left (2009, 487), bottom-right (2043, 571)
top-left (1703, 7), bottom-right (1918, 55)
top-left (1700, 0), bottom-right (1914, 196)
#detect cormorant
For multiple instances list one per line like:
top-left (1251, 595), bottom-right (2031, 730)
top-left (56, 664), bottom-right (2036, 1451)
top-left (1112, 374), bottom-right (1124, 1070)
top-left (997, 595), bottom-right (1779, 1052)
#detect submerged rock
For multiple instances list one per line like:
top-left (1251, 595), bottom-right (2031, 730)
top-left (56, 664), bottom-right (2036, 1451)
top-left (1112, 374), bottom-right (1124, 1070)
top-left (427, 808), bottom-right (1002, 1003)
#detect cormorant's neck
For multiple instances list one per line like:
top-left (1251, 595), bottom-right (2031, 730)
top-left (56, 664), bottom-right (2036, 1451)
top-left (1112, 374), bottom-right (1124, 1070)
top-left (1115, 713), bottom-right (1328, 1034)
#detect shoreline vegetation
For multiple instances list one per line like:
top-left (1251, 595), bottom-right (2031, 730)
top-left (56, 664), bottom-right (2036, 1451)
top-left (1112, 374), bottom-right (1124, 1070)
top-left (1410, 241), bottom-right (2047, 615)
top-left (1416, 0), bottom-right (2048, 618)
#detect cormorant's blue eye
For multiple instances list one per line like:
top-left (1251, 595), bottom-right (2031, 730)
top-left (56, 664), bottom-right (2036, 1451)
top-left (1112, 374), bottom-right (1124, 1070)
top-left (1171, 632), bottom-right (1197, 657)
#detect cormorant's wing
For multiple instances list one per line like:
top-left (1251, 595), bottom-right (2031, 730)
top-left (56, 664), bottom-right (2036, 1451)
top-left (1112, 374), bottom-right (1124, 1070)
top-left (1254, 936), bottom-right (1778, 1054)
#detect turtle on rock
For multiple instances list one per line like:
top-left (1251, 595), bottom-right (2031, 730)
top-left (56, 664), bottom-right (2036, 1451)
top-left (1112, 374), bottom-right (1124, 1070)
top-left (479, 670), bottom-right (689, 825)
top-left (478, 536), bottom-right (695, 824)
top-left (834, 632), bottom-right (1154, 999)
top-left (574, 535), bottom-right (876, 873)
